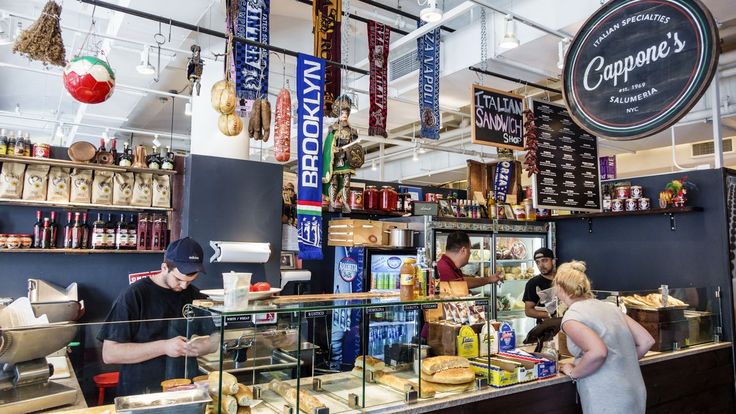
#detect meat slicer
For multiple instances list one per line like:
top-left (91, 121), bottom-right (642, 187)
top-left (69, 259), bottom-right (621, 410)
top-left (0, 280), bottom-right (82, 413)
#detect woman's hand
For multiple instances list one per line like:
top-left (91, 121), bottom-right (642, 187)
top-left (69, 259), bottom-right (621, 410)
top-left (560, 363), bottom-right (576, 378)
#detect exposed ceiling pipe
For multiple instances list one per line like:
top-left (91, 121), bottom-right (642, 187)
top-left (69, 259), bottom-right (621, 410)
top-left (0, 111), bottom-right (191, 141)
top-left (469, 0), bottom-right (573, 39)
top-left (0, 62), bottom-right (191, 100)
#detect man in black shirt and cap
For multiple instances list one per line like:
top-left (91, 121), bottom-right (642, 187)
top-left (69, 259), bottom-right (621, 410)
top-left (97, 237), bottom-right (218, 396)
top-left (522, 247), bottom-right (557, 323)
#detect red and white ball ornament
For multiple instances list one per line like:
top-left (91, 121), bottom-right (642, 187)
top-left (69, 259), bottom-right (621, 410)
top-left (63, 56), bottom-right (116, 104)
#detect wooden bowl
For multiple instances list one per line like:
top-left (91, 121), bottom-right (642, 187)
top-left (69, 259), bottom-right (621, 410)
top-left (67, 141), bottom-right (97, 162)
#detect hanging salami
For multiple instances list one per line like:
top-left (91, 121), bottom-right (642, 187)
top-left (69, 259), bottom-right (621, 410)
top-left (274, 87), bottom-right (292, 162)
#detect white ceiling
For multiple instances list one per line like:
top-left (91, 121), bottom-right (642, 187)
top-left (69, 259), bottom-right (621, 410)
top-left (0, 0), bottom-right (735, 184)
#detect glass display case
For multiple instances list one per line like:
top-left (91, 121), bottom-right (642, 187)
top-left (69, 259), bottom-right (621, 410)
top-left (386, 216), bottom-right (553, 342)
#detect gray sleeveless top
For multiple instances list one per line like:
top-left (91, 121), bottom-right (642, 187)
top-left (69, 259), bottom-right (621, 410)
top-left (562, 299), bottom-right (646, 414)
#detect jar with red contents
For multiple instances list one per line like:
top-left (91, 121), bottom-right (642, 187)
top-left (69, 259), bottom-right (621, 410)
top-left (380, 186), bottom-right (397, 211)
top-left (364, 186), bottom-right (380, 210)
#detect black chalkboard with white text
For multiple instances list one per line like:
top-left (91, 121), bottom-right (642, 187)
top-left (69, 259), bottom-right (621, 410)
top-left (531, 99), bottom-right (602, 212)
top-left (471, 85), bottom-right (525, 151)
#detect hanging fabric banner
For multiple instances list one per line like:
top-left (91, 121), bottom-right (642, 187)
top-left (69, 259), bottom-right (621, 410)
top-left (494, 160), bottom-right (514, 204)
top-left (296, 53), bottom-right (326, 260)
top-left (234, 0), bottom-right (270, 116)
top-left (313, 0), bottom-right (341, 115)
top-left (367, 20), bottom-right (390, 138)
top-left (417, 23), bottom-right (440, 140)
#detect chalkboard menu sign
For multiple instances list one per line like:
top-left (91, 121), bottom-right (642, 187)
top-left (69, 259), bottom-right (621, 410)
top-left (530, 100), bottom-right (602, 212)
top-left (471, 84), bottom-right (525, 151)
top-left (563, 0), bottom-right (719, 140)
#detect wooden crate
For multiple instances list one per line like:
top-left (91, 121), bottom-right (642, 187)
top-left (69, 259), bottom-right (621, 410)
top-left (327, 219), bottom-right (384, 247)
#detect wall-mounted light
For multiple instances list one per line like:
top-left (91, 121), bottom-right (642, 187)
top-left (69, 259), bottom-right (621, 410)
top-left (420, 0), bottom-right (443, 23)
top-left (498, 15), bottom-right (520, 49)
top-left (136, 45), bottom-right (155, 75)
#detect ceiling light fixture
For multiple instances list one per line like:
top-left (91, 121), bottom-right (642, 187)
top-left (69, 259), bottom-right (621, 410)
top-left (499, 15), bottom-right (520, 49)
top-left (136, 45), bottom-right (155, 75)
top-left (371, 159), bottom-right (377, 171)
top-left (152, 134), bottom-right (161, 148)
top-left (55, 123), bottom-right (64, 139)
top-left (101, 128), bottom-right (109, 143)
top-left (420, 0), bottom-right (443, 23)
top-left (184, 99), bottom-right (192, 116)
top-left (412, 148), bottom-right (419, 162)
top-left (418, 145), bottom-right (427, 154)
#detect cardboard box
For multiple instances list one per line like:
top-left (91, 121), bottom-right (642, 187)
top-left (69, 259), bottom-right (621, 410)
top-left (498, 349), bottom-right (557, 380)
top-left (327, 219), bottom-right (384, 247)
top-left (427, 321), bottom-right (484, 356)
top-left (469, 357), bottom-right (534, 388)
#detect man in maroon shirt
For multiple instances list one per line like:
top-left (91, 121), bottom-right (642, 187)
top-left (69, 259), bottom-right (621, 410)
top-left (437, 232), bottom-right (502, 288)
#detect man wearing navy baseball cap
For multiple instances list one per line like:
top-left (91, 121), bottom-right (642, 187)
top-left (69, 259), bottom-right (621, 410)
top-left (97, 237), bottom-right (217, 396)
top-left (523, 247), bottom-right (557, 324)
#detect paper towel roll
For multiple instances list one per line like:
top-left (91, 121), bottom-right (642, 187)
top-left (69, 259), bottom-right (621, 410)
top-left (279, 270), bottom-right (311, 289)
top-left (210, 241), bottom-right (271, 263)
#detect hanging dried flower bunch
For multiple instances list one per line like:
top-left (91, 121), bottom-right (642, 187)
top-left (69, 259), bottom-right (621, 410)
top-left (13, 1), bottom-right (66, 67)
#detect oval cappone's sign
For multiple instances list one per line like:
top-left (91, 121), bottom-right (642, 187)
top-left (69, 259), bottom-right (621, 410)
top-left (563, 0), bottom-right (719, 140)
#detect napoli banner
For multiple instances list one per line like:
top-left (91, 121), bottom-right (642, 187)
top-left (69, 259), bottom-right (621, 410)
top-left (417, 22), bottom-right (441, 140)
top-left (296, 53), bottom-right (326, 260)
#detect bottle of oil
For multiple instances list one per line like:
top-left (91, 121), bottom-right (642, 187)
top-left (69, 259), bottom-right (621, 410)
top-left (399, 258), bottom-right (417, 301)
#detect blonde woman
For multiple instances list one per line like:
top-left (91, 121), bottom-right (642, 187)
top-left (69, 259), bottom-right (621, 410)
top-left (556, 261), bottom-right (655, 414)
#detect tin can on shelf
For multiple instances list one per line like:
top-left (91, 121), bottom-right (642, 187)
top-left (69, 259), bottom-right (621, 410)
top-left (364, 186), bottom-right (379, 210)
top-left (425, 193), bottom-right (437, 202)
top-left (611, 199), bottom-right (625, 212)
top-left (0, 234), bottom-right (7, 248)
top-left (615, 185), bottom-right (631, 199)
top-left (19, 234), bottom-right (33, 248)
top-left (33, 143), bottom-right (51, 158)
top-left (602, 197), bottom-right (612, 212)
top-left (396, 193), bottom-right (406, 212)
top-left (638, 197), bottom-right (651, 210)
top-left (349, 190), bottom-right (363, 210)
top-left (625, 198), bottom-right (638, 211)
top-left (6, 234), bottom-right (21, 249)
top-left (631, 185), bottom-right (643, 199)
top-left (403, 195), bottom-right (413, 212)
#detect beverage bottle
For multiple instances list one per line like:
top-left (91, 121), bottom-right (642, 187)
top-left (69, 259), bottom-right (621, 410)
top-left (32, 210), bottom-right (42, 248)
top-left (148, 147), bottom-right (161, 169)
top-left (98, 137), bottom-right (106, 153)
top-left (71, 212), bottom-right (82, 249)
top-left (23, 132), bottom-right (31, 156)
top-left (115, 213), bottom-right (128, 250)
top-left (416, 248), bottom-right (430, 298)
top-left (105, 214), bottom-right (116, 249)
top-left (399, 258), bottom-right (417, 301)
top-left (40, 218), bottom-right (52, 249)
top-left (0, 128), bottom-right (8, 155)
top-left (13, 130), bottom-right (24, 156)
top-left (49, 211), bottom-right (58, 248)
top-left (119, 143), bottom-right (133, 167)
top-left (127, 214), bottom-right (138, 249)
top-left (91, 213), bottom-right (106, 249)
top-left (162, 146), bottom-right (175, 170)
top-left (63, 212), bottom-right (74, 248)
top-left (80, 212), bottom-right (90, 249)
top-left (110, 138), bottom-right (118, 163)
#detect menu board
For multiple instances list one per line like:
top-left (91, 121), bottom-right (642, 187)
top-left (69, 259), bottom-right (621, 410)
top-left (470, 84), bottom-right (525, 151)
top-left (530, 99), bottom-right (601, 212)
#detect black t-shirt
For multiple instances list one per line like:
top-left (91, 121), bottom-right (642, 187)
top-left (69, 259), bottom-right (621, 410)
top-left (522, 275), bottom-right (554, 322)
top-left (96, 277), bottom-right (213, 396)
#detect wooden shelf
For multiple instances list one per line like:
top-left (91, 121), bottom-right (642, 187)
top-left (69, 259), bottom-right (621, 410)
top-left (538, 206), bottom-right (702, 221)
top-left (0, 248), bottom-right (163, 254)
top-left (0, 154), bottom-right (176, 175)
top-left (0, 198), bottom-right (173, 212)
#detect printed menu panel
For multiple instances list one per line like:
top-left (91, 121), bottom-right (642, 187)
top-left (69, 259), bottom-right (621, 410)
top-left (530, 99), bottom-right (601, 212)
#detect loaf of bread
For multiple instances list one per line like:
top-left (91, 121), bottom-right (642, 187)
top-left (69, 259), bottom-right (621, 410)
top-left (354, 355), bottom-right (386, 372)
top-left (211, 394), bottom-right (238, 414)
top-left (421, 356), bottom-right (470, 376)
top-left (236, 406), bottom-right (251, 414)
top-left (417, 378), bottom-right (475, 393)
top-left (269, 379), bottom-right (326, 414)
top-left (208, 371), bottom-right (239, 395)
top-left (235, 383), bottom-right (254, 406)
top-left (374, 371), bottom-right (435, 398)
top-left (423, 367), bottom-right (475, 385)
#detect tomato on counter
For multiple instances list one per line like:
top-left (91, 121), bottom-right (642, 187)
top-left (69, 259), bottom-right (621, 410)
top-left (250, 282), bottom-right (271, 292)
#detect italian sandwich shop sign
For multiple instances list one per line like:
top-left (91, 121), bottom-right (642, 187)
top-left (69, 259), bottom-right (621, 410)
top-left (563, 0), bottom-right (719, 140)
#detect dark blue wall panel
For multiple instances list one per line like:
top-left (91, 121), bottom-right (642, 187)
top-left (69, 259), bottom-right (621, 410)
top-left (555, 169), bottom-right (733, 339)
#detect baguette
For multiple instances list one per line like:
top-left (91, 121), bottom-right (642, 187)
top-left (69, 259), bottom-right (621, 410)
top-left (208, 371), bottom-right (239, 395)
top-left (354, 355), bottom-right (386, 372)
top-left (269, 379), bottom-right (326, 414)
top-left (423, 367), bottom-right (475, 385)
top-left (212, 394), bottom-right (238, 414)
top-left (374, 371), bottom-right (435, 398)
top-left (235, 383), bottom-right (254, 406)
top-left (421, 356), bottom-right (470, 376)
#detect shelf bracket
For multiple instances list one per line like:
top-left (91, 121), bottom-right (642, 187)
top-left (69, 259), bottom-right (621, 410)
top-left (584, 217), bottom-right (593, 234)
top-left (668, 213), bottom-right (676, 231)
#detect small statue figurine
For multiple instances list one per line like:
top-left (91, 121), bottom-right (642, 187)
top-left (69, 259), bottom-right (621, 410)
top-left (187, 44), bottom-right (204, 95)
top-left (322, 95), bottom-right (358, 213)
